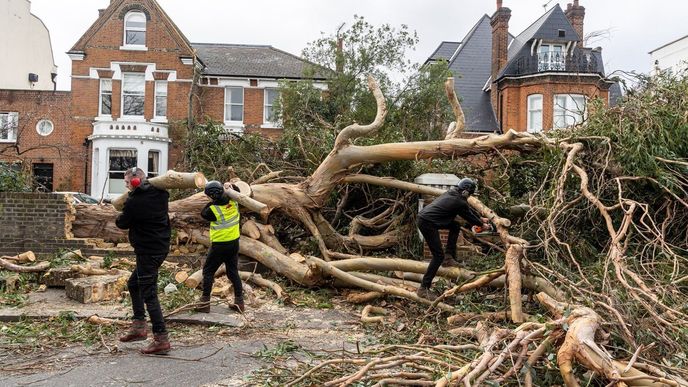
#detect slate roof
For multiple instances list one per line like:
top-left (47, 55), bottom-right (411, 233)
top-left (192, 43), bottom-right (330, 80)
top-left (425, 41), bottom-right (461, 64)
top-left (446, 15), bottom-right (500, 133)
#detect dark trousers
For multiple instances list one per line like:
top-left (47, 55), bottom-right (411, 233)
top-left (128, 254), bottom-right (167, 333)
top-left (202, 239), bottom-right (242, 302)
top-left (418, 218), bottom-right (460, 289)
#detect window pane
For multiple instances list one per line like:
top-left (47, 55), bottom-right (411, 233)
top-left (101, 94), bottom-right (112, 115)
top-left (156, 81), bottom-right (167, 95)
top-left (123, 74), bottom-right (145, 93)
top-left (101, 79), bottom-right (112, 92)
top-left (155, 96), bottom-right (167, 117)
top-left (265, 106), bottom-right (274, 122)
top-left (126, 13), bottom-right (146, 25)
top-left (230, 87), bottom-right (243, 103)
top-left (266, 89), bottom-right (279, 105)
top-left (148, 151), bottom-right (160, 177)
top-left (530, 95), bottom-right (542, 109)
top-left (123, 95), bottom-right (145, 116)
top-left (231, 105), bottom-right (243, 121)
top-left (126, 31), bottom-right (146, 45)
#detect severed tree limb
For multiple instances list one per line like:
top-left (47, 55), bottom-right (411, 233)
top-left (0, 258), bottom-right (49, 272)
top-left (309, 256), bottom-right (456, 312)
top-left (333, 76), bottom-right (388, 149)
top-left (86, 314), bottom-right (129, 327)
top-left (239, 271), bottom-right (288, 302)
top-left (505, 244), bottom-right (525, 322)
top-left (536, 292), bottom-right (679, 387)
top-left (361, 305), bottom-right (387, 324)
top-left (444, 77), bottom-right (465, 139)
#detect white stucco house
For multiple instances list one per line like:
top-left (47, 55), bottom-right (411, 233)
top-left (0, 0), bottom-right (58, 90)
top-left (650, 34), bottom-right (688, 75)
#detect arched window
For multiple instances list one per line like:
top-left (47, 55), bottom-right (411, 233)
top-left (124, 11), bottom-right (146, 46)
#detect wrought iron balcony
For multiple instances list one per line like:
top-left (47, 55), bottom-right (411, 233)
top-left (511, 49), bottom-right (600, 76)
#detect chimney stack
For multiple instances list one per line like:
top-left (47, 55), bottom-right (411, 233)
top-left (565, 1), bottom-right (586, 46)
top-left (491, 2), bottom-right (511, 81)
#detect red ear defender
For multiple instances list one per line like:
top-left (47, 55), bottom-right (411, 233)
top-left (130, 177), bottom-right (141, 188)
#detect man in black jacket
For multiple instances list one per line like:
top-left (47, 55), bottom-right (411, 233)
top-left (115, 167), bottom-right (171, 355)
top-left (416, 178), bottom-right (491, 300)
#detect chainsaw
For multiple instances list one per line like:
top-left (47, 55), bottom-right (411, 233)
top-left (471, 221), bottom-right (498, 236)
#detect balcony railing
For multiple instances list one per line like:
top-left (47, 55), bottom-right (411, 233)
top-left (512, 50), bottom-right (600, 76)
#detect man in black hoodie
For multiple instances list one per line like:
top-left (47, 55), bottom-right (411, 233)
top-left (115, 167), bottom-right (171, 355)
top-left (416, 178), bottom-right (491, 300)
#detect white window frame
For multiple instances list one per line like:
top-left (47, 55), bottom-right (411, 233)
top-left (224, 87), bottom-right (244, 124)
top-left (527, 94), bottom-right (543, 133)
top-left (154, 81), bottom-right (168, 121)
top-left (263, 88), bottom-right (280, 126)
top-left (107, 148), bottom-right (138, 195)
top-left (121, 73), bottom-right (146, 119)
top-left (0, 112), bottom-right (18, 143)
top-left (553, 94), bottom-right (586, 129)
top-left (122, 11), bottom-right (147, 50)
top-left (36, 119), bottom-right (54, 136)
top-left (99, 79), bottom-right (113, 117)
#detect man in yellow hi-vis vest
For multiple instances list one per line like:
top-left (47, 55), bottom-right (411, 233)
top-left (196, 180), bottom-right (244, 313)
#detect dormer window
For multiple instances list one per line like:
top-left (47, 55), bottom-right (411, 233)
top-left (538, 44), bottom-right (565, 71)
top-left (124, 11), bottom-right (146, 47)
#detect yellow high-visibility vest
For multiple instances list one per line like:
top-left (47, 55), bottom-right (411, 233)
top-left (209, 201), bottom-right (240, 242)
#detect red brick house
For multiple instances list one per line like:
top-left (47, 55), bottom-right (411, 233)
top-left (426, 0), bottom-right (619, 133)
top-left (1, 0), bottom-right (327, 197)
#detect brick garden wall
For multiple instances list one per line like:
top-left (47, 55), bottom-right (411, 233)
top-left (0, 192), bottom-right (89, 256)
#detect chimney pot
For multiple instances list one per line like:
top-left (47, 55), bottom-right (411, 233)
top-left (98, 9), bottom-right (105, 17)
top-left (497, 0), bottom-right (503, 9)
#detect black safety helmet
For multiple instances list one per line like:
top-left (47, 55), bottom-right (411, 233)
top-left (456, 178), bottom-right (477, 197)
top-left (204, 180), bottom-right (224, 201)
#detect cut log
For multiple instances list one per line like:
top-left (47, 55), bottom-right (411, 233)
top-left (0, 258), bottom-right (50, 273)
top-left (228, 180), bottom-right (252, 196)
top-left (346, 291), bottom-right (384, 304)
top-left (225, 186), bottom-right (269, 219)
top-left (112, 170), bottom-right (207, 210)
top-left (241, 219), bottom-right (261, 239)
top-left (2, 251), bottom-right (36, 263)
top-left (175, 271), bottom-right (189, 284)
top-left (65, 271), bottom-right (130, 303)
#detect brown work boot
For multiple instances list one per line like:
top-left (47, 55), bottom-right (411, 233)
top-left (441, 255), bottom-right (461, 268)
top-left (140, 332), bottom-right (171, 355)
top-left (193, 295), bottom-right (210, 313)
top-left (416, 287), bottom-right (439, 301)
top-left (119, 319), bottom-right (147, 342)
top-left (232, 297), bottom-right (245, 313)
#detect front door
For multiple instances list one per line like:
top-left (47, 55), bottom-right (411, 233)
top-left (33, 163), bottom-right (53, 192)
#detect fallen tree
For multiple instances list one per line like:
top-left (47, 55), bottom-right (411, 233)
top-left (68, 72), bottom-right (688, 385)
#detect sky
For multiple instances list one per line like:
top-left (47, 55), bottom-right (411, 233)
top-left (29, 0), bottom-right (687, 91)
